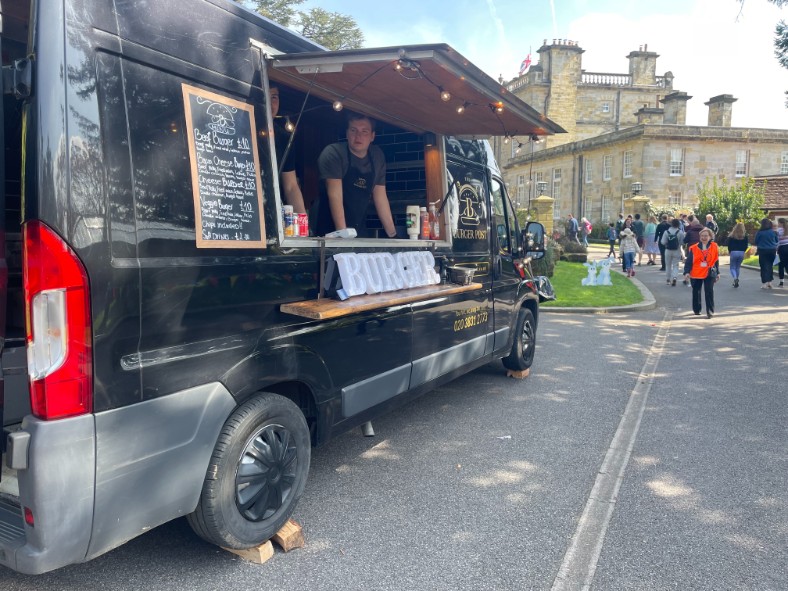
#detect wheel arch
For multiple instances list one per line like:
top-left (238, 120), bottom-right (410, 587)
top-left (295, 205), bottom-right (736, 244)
top-left (221, 345), bottom-right (332, 445)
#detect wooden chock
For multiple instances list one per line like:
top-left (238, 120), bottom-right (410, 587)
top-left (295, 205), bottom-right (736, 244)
top-left (506, 368), bottom-right (530, 379)
top-left (223, 540), bottom-right (274, 564)
top-left (272, 518), bottom-right (305, 553)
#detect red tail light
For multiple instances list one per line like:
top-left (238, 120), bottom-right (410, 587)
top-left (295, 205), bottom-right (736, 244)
top-left (23, 221), bottom-right (93, 419)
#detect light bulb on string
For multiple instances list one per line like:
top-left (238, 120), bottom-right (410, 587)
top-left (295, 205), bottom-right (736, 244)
top-left (284, 117), bottom-right (295, 132)
top-left (503, 134), bottom-right (510, 145)
top-left (332, 100), bottom-right (344, 112)
top-left (439, 87), bottom-right (451, 102)
top-left (515, 142), bottom-right (523, 154)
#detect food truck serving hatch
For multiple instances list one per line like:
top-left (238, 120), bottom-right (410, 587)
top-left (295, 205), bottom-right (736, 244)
top-left (269, 44), bottom-right (565, 137)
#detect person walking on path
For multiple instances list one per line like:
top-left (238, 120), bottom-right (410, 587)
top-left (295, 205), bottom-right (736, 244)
top-left (579, 217), bottom-right (591, 247)
top-left (682, 215), bottom-right (703, 284)
top-left (753, 218), bottom-right (779, 289)
top-left (632, 213), bottom-right (646, 266)
top-left (655, 214), bottom-right (671, 270)
top-left (615, 213), bottom-right (625, 237)
top-left (726, 222), bottom-right (749, 288)
top-left (660, 218), bottom-right (684, 286)
top-left (644, 215), bottom-right (659, 265)
top-left (705, 213), bottom-right (719, 234)
top-left (683, 227), bottom-right (720, 318)
top-left (566, 214), bottom-right (580, 243)
top-left (619, 228), bottom-right (640, 277)
top-left (606, 222), bottom-right (617, 256)
top-left (777, 217), bottom-right (788, 287)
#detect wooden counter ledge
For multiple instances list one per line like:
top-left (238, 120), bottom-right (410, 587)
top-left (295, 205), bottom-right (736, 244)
top-left (280, 282), bottom-right (483, 320)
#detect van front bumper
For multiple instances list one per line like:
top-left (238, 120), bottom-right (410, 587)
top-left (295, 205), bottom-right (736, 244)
top-left (0, 415), bottom-right (95, 575)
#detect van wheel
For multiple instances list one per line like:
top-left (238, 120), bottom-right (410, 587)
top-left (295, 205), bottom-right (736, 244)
top-left (188, 393), bottom-right (310, 549)
top-left (502, 308), bottom-right (536, 371)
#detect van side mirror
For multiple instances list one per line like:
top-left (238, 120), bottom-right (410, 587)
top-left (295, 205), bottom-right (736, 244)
top-left (522, 221), bottom-right (546, 260)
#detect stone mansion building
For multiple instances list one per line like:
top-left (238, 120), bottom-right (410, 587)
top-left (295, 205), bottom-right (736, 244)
top-left (494, 40), bottom-right (788, 224)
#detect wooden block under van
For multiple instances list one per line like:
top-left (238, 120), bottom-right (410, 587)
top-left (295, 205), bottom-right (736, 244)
top-left (506, 368), bottom-right (530, 379)
top-left (272, 518), bottom-right (305, 552)
top-left (223, 540), bottom-right (274, 564)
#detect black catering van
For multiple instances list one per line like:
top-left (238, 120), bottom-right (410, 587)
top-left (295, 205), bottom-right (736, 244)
top-left (0, 0), bottom-right (562, 574)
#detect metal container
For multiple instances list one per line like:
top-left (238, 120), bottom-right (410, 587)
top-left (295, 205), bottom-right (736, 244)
top-left (447, 266), bottom-right (475, 285)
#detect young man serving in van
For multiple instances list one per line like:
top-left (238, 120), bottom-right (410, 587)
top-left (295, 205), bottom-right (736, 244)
top-left (316, 113), bottom-right (397, 238)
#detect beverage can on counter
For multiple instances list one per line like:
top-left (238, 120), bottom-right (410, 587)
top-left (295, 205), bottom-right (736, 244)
top-left (283, 205), bottom-right (295, 236)
top-left (297, 213), bottom-right (309, 237)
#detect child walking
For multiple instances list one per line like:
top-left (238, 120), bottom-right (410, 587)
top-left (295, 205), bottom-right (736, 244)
top-left (619, 228), bottom-right (641, 277)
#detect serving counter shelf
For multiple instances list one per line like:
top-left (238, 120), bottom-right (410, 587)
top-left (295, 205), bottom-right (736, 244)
top-left (280, 282), bottom-right (483, 320)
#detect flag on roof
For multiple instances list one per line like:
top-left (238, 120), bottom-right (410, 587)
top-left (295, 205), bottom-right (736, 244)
top-left (519, 54), bottom-right (532, 76)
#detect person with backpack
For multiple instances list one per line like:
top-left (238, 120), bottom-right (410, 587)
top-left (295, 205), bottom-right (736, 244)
top-left (654, 214), bottom-right (671, 271)
top-left (660, 218), bottom-right (685, 286)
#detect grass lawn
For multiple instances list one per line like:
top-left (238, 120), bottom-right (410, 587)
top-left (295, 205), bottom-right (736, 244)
top-left (743, 256), bottom-right (778, 269)
top-left (541, 261), bottom-right (644, 308)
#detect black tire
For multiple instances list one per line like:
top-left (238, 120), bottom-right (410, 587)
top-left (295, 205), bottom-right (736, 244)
top-left (188, 393), bottom-right (310, 549)
top-left (502, 307), bottom-right (536, 371)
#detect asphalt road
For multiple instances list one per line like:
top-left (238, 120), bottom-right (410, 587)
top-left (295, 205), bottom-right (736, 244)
top-left (2, 255), bottom-right (786, 590)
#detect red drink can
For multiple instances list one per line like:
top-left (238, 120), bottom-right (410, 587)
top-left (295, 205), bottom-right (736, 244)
top-left (297, 213), bottom-right (309, 237)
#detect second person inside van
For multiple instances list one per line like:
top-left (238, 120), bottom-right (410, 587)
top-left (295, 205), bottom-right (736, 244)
top-left (315, 112), bottom-right (398, 238)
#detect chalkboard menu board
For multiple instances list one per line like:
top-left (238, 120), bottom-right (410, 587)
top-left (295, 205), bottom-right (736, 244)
top-left (182, 84), bottom-right (266, 248)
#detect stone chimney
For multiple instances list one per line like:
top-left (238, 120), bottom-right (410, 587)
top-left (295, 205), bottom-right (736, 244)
top-left (538, 39), bottom-right (584, 145)
top-left (635, 106), bottom-right (664, 125)
top-left (627, 44), bottom-right (659, 86)
top-left (660, 91), bottom-right (692, 125)
top-left (705, 94), bottom-right (737, 127)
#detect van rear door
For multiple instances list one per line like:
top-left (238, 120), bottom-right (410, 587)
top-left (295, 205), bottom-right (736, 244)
top-left (0, 0), bottom-right (10, 445)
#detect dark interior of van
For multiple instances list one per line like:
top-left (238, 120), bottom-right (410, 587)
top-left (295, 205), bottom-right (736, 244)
top-left (272, 83), bottom-right (438, 238)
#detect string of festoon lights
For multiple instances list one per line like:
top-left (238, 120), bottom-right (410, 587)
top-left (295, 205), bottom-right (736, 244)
top-left (325, 53), bottom-right (525, 143)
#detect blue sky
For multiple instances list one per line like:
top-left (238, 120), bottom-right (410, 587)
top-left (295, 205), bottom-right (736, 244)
top-left (302, 0), bottom-right (787, 129)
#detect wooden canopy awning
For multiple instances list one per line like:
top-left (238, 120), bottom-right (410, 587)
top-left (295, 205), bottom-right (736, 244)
top-left (269, 44), bottom-right (565, 138)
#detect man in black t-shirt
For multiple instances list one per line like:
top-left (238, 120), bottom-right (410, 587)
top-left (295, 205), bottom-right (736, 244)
top-left (315, 112), bottom-right (396, 238)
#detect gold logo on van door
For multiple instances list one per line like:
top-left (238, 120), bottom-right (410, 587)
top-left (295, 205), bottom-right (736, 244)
top-left (452, 183), bottom-right (487, 240)
top-left (458, 184), bottom-right (481, 226)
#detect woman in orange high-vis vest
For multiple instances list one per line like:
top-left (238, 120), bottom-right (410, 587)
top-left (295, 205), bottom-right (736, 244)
top-left (683, 227), bottom-right (720, 318)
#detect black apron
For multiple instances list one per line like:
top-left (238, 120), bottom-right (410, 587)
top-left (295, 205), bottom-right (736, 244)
top-left (316, 145), bottom-right (376, 237)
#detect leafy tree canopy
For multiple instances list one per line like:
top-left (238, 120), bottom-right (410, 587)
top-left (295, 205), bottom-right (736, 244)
top-left (695, 176), bottom-right (767, 240)
top-left (237, 0), bottom-right (364, 50)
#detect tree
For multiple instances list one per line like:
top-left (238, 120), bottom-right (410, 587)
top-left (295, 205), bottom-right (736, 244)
top-left (695, 176), bottom-right (766, 241)
top-left (243, 0), bottom-right (303, 27)
top-left (237, 1), bottom-right (364, 50)
top-left (298, 8), bottom-right (364, 50)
